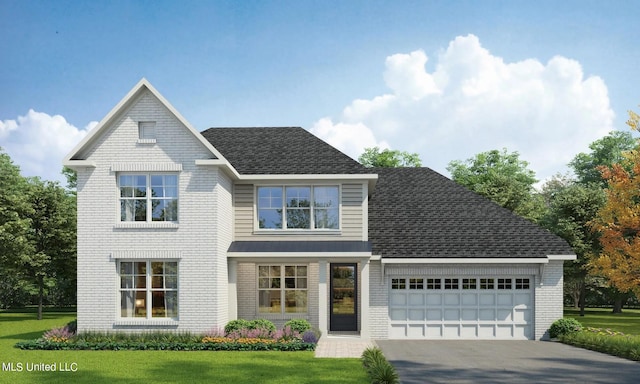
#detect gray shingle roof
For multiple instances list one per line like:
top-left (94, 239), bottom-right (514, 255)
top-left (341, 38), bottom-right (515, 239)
top-left (201, 127), bottom-right (366, 174)
top-left (369, 167), bottom-right (574, 258)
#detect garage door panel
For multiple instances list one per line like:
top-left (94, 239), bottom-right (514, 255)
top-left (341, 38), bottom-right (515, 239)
top-left (443, 325), bottom-right (460, 338)
top-left (390, 308), bottom-right (406, 321)
top-left (426, 294), bottom-right (442, 305)
top-left (444, 309), bottom-right (460, 320)
top-left (479, 308), bottom-right (495, 320)
top-left (497, 294), bottom-right (512, 305)
top-left (409, 309), bottom-right (425, 320)
top-left (461, 325), bottom-right (478, 338)
top-left (426, 324), bottom-right (442, 337)
top-left (390, 293), bottom-right (406, 305)
top-left (461, 293), bottom-right (477, 305)
top-left (514, 308), bottom-right (531, 322)
top-left (478, 325), bottom-right (495, 338)
top-left (461, 309), bottom-right (478, 321)
top-left (390, 324), bottom-right (407, 338)
top-left (479, 293), bottom-right (495, 305)
top-left (408, 324), bottom-right (425, 338)
top-left (426, 309), bottom-right (442, 320)
top-left (496, 325), bottom-right (514, 338)
top-left (497, 308), bottom-right (512, 321)
top-left (444, 294), bottom-right (459, 305)
top-left (408, 293), bottom-right (424, 305)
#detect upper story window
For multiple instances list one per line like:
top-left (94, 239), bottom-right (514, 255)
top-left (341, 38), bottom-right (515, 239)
top-left (119, 174), bottom-right (178, 222)
top-left (138, 121), bottom-right (156, 140)
top-left (257, 185), bottom-right (339, 230)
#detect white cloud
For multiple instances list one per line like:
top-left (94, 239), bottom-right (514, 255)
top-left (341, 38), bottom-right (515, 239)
top-left (0, 110), bottom-right (93, 184)
top-left (311, 34), bottom-right (614, 183)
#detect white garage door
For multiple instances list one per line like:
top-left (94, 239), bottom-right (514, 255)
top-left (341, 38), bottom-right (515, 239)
top-left (389, 277), bottom-right (533, 339)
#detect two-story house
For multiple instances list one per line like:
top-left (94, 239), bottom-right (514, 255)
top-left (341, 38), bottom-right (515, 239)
top-left (64, 79), bottom-right (575, 340)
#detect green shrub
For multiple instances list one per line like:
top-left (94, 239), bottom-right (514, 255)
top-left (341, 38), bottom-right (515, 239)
top-left (361, 347), bottom-right (399, 384)
top-left (549, 318), bottom-right (582, 338)
top-left (224, 319), bottom-right (252, 334)
top-left (560, 327), bottom-right (640, 362)
top-left (284, 319), bottom-right (311, 333)
top-left (249, 319), bottom-right (276, 332)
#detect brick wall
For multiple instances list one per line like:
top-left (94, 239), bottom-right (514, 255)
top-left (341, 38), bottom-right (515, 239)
top-left (76, 89), bottom-right (227, 333)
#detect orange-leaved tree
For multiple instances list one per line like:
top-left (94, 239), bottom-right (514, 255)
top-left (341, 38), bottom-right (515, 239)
top-left (589, 109), bottom-right (640, 297)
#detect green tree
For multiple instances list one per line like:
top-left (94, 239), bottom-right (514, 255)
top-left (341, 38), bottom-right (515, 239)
top-left (22, 178), bottom-right (77, 319)
top-left (62, 166), bottom-right (77, 191)
top-left (540, 175), bottom-right (606, 315)
top-left (0, 148), bottom-right (34, 308)
top-left (569, 131), bottom-right (637, 187)
top-left (446, 148), bottom-right (544, 222)
top-left (359, 147), bottom-right (422, 168)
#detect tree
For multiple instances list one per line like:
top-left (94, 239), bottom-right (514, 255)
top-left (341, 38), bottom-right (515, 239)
top-left (358, 147), bottom-right (422, 168)
top-left (589, 109), bottom-right (640, 299)
top-left (0, 148), bottom-right (34, 308)
top-left (540, 175), bottom-right (606, 314)
top-left (62, 166), bottom-right (77, 191)
top-left (447, 148), bottom-right (544, 222)
top-left (22, 178), bottom-right (77, 319)
top-left (569, 131), bottom-right (637, 187)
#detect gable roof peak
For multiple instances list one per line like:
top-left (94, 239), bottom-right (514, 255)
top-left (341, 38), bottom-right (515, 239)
top-left (63, 79), bottom-right (226, 165)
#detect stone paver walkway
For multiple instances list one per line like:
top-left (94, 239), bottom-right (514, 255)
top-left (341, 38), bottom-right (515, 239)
top-left (314, 335), bottom-right (376, 358)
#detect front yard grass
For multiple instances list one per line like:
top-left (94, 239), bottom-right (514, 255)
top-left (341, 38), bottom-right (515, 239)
top-left (564, 307), bottom-right (640, 335)
top-left (1, 309), bottom-right (368, 384)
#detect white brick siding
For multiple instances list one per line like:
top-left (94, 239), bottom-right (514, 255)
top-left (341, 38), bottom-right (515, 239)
top-left (535, 260), bottom-right (564, 340)
top-left (76, 89), bottom-right (228, 333)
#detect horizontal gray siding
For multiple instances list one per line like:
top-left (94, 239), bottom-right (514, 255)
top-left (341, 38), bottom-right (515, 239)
top-left (233, 183), bottom-right (365, 241)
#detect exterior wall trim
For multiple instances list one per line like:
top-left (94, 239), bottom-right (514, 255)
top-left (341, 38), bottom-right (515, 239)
top-left (111, 162), bottom-right (183, 172)
top-left (110, 251), bottom-right (183, 260)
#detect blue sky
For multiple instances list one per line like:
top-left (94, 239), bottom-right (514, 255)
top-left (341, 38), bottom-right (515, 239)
top-left (1, 1), bottom-right (638, 185)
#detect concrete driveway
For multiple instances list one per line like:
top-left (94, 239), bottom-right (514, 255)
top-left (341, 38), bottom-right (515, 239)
top-left (377, 340), bottom-right (640, 384)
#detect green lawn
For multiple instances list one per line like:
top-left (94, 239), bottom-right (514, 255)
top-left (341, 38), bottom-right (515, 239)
top-left (564, 307), bottom-right (640, 335)
top-left (0, 309), bottom-right (368, 384)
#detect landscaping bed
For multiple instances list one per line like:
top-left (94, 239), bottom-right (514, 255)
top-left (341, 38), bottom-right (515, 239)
top-left (554, 314), bottom-right (640, 362)
top-left (15, 318), bottom-right (318, 352)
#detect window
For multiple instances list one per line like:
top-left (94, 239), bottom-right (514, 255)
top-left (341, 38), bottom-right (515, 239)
top-left (138, 121), bottom-right (156, 140)
top-left (444, 278), bottom-right (459, 289)
top-left (258, 265), bottom-right (307, 314)
top-left (409, 278), bottom-right (424, 289)
top-left (257, 186), bottom-right (339, 230)
top-left (120, 174), bottom-right (178, 222)
top-left (515, 278), bottom-right (530, 289)
top-left (426, 278), bottom-right (441, 289)
top-left (119, 261), bottom-right (178, 319)
top-left (480, 278), bottom-right (495, 289)
top-left (391, 278), bottom-right (406, 290)
top-left (462, 278), bottom-right (477, 289)
top-left (497, 278), bottom-right (512, 289)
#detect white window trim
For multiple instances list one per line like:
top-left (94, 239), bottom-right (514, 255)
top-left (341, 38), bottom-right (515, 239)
top-left (254, 184), bottom-right (342, 232)
top-left (256, 264), bottom-right (309, 317)
top-left (117, 173), bottom-right (179, 224)
top-left (116, 260), bottom-right (179, 321)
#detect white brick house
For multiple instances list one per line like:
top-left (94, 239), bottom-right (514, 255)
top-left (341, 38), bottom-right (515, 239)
top-left (64, 79), bottom-right (575, 340)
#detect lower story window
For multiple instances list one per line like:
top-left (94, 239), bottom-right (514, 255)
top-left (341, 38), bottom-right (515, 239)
top-left (258, 265), bottom-right (307, 314)
top-left (120, 261), bottom-right (178, 319)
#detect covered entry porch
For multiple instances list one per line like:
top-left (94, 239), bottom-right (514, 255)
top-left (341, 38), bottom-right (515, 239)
top-left (227, 240), bottom-right (373, 337)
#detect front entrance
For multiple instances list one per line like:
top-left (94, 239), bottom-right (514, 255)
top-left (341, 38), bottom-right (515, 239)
top-left (329, 263), bottom-right (357, 331)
